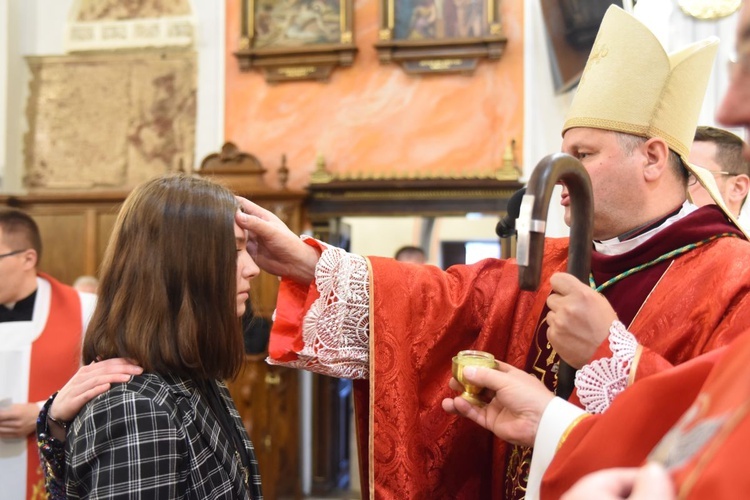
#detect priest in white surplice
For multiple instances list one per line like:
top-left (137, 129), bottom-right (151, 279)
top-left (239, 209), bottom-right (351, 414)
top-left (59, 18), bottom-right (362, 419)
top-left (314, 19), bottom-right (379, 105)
top-left (0, 208), bottom-right (95, 500)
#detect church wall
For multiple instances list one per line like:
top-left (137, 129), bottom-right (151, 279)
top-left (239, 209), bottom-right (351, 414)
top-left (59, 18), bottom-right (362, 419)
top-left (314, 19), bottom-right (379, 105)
top-left (223, 0), bottom-right (526, 190)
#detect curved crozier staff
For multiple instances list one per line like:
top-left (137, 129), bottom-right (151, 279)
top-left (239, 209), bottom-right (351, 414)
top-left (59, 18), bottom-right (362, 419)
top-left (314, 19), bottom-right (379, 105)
top-left (516, 153), bottom-right (593, 400)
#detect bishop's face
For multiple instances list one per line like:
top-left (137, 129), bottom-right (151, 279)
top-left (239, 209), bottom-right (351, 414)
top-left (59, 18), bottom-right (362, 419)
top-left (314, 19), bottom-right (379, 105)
top-left (560, 127), bottom-right (648, 241)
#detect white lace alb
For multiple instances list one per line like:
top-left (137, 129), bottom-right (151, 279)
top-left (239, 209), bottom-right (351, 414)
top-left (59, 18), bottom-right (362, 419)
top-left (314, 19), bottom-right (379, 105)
top-left (267, 241), bottom-right (371, 379)
top-left (574, 320), bottom-right (638, 414)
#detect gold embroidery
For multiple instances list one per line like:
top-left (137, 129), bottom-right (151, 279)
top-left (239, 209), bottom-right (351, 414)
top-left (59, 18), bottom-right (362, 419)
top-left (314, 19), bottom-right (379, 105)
top-left (505, 446), bottom-right (532, 499)
top-left (580, 42), bottom-right (609, 85)
top-left (557, 413), bottom-right (592, 452)
top-left (31, 471), bottom-right (48, 500)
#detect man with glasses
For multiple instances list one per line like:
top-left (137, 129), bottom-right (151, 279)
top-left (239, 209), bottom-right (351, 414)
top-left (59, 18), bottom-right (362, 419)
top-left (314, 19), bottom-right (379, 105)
top-left (688, 125), bottom-right (750, 217)
top-left (0, 208), bottom-right (95, 499)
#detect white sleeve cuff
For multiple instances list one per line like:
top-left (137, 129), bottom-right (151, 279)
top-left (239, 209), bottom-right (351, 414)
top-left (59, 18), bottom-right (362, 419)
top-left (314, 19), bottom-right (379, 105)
top-left (525, 397), bottom-right (587, 500)
top-left (575, 320), bottom-right (637, 414)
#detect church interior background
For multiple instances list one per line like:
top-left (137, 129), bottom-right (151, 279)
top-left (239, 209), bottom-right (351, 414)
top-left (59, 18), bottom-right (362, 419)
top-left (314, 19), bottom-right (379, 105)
top-left (0, 0), bottom-right (742, 498)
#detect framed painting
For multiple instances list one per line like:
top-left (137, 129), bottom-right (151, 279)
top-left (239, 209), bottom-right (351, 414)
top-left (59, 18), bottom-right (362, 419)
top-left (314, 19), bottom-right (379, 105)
top-left (374, 0), bottom-right (507, 74)
top-left (234, 0), bottom-right (358, 82)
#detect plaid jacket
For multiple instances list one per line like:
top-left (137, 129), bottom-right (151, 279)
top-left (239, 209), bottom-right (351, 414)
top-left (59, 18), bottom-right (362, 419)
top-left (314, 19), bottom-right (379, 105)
top-left (64, 373), bottom-right (263, 499)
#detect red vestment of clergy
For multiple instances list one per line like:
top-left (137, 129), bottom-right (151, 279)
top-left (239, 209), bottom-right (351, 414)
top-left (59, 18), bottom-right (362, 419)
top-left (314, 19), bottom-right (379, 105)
top-left (26, 273), bottom-right (83, 498)
top-left (269, 206), bottom-right (750, 499)
top-left (542, 329), bottom-right (750, 499)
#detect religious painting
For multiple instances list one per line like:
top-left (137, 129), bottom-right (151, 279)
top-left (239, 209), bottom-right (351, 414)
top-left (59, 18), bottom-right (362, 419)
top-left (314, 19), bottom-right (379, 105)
top-left (540, 0), bottom-right (621, 93)
top-left (393, 0), bottom-right (488, 41)
top-left (235, 0), bottom-right (357, 82)
top-left (253, 0), bottom-right (342, 48)
top-left (375, 0), bottom-right (507, 74)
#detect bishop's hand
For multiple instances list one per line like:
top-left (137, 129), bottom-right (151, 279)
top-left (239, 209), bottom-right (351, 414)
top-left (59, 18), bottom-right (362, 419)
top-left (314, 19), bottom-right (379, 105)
top-left (546, 273), bottom-right (617, 368)
top-left (442, 362), bottom-right (555, 447)
top-left (235, 197), bottom-right (320, 285)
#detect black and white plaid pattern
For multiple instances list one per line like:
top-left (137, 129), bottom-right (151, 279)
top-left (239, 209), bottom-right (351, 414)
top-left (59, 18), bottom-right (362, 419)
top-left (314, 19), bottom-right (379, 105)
top-left (65, 374), bottom-right (263, 499)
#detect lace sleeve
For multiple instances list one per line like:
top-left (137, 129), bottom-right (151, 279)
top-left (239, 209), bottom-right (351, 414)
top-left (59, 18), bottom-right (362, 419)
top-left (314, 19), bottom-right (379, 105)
top-left (574, 320), bottom-right (638, 414)
top-left (267, 241), bottom-right (371, 379)
top-left (37, 393), bottom-right (67, 499)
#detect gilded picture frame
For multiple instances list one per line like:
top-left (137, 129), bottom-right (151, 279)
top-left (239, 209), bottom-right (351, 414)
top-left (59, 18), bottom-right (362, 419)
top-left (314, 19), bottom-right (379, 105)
top-left (374, 0), bottom-right (507, 74)
top-left (234, 0), bottom-right (358, 82)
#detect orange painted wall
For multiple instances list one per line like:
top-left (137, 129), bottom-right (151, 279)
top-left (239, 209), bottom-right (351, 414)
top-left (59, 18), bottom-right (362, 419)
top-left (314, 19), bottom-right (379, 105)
top-left (225, 0), bottom-right (524, 190)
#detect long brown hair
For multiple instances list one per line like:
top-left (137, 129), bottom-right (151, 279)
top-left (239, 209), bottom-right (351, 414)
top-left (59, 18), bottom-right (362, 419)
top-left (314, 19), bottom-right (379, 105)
top-left (82, 174), bottom-right (244, 380)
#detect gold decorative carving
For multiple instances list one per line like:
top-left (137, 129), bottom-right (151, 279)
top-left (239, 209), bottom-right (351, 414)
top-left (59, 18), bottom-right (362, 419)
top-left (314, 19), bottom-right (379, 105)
top-left (419, 59), bottom-right (463, 70)
top-left (324, 188), bottom-right (517, 200)
top-left (315, 169), bottom-right (510, 182)
top-left (277, 66), bottom-right (317, 78)
top-left (495, 139), bottom-right (521, 181)
top-left (310, 154), bottom-right (333, 184)
top-left (677, 0), bottom-right (740, 20)
top-left (24, 51), bottom-right (196, 191)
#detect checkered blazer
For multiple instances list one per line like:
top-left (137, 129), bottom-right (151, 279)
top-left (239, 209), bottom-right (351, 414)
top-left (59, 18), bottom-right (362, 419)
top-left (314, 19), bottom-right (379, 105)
top-left (64, 373), bottom-right (263, 499)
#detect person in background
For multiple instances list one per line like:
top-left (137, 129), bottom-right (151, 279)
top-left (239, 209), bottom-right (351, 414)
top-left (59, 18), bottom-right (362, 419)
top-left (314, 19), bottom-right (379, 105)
top-left (688, 125), bottom-right (750, 217)
top-left (36, 174), bottom-right (263, 499)
top-left (232, 7), bottom-right (750, 499)
top-left (71, 275), bottom-right (98, 295)
top-left (0, 208), bottom-right (96, 500)
top-left (242, 300), bottom-right (271, 355)
top-left (393, 245), bottom-right (427, 264)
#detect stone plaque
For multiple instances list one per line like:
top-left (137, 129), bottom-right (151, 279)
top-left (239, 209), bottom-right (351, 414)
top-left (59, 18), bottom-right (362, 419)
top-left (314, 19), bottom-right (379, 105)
top-left (25, 51), bottom-right (196, 190)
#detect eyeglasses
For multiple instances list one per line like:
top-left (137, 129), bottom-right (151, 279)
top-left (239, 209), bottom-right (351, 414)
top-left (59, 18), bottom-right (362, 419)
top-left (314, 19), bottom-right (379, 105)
top-left (0, 249), bottom-right (28, 259)
top-left (687, 171), bottom-right (737, 186)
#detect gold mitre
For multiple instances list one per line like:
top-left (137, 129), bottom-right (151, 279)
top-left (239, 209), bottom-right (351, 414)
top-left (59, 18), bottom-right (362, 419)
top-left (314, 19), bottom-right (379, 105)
top-left (563, 6), bottom-right (747, 238)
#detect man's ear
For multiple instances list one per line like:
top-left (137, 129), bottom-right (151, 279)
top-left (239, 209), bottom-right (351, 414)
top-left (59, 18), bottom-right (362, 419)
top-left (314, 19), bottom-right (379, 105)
top-left (730, 174), bottom-right (750, 206)
top-left (641, 138), bottom-right (671, 182)
top-left (21, 249), bottom-right (38, 270)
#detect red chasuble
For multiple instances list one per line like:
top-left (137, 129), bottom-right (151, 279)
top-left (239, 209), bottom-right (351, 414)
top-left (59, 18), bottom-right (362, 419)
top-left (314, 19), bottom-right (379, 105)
top-left (26, 273), bottom-right (83, 499)
top-left (269, 206), bottom-right (750, 499)
top-left (542, 329), bottom-right (750, 499)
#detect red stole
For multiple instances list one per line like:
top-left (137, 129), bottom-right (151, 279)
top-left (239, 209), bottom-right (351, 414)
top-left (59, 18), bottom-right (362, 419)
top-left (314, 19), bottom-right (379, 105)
top-left (26, 273), bottom-right (83, 499)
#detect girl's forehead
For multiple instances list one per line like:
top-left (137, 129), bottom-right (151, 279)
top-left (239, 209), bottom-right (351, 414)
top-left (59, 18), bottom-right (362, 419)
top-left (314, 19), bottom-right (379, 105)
top-left (234, 221), bottom-right (249, 242)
